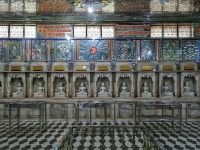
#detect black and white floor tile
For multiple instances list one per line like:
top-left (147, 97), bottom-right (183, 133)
top-left (0, 121), bottom-right (199, 150)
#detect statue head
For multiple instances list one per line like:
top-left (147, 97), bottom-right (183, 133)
top-left (38, 82), bottom-right (43, 86)
top-left (60, 82), bottom-right (63, 86)
top-left (17, 83), bottom-right (22, 87)
top-left (143, 82), bottom-right (147, 87)
top-left (163, 82), bottom-right (167, 86)
top-left (185, 81), bottom-right (189, 86)
top-left (80, 83), bottom-right (84, 87)
top-left (122, 82), bottom-right (126, 87)
top-left (101, 82), bottom-right (105, 87)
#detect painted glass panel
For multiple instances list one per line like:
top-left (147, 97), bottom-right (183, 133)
top-left (161, 40), bottom-right (179, 60)
top-left (116, 40), bottom-right (136, 60)
top-left (87, 26), bottom-right (101, 38)
top-left (0, 26), bottom-right (8, 38)
top-left (151, 26), bottom-right (162, 38)
top-left (10, 26), bottom-right (23, 38)
top-left (140, 40), bottom-right (155, 61)
top-left (4, 40), bottom-right (25, 61)
top-left (182, 40), bottom-right (199, 60)
top-left (31, 40), bottom-right (46, 61)
top-left (164, 26), bottom-right (177, 38)
top-left (25, 26), bottom-right (36, 38)
top-left (163, 0), bottom-right (177, 12)
top-left (102, 26), bottom-right (114, 38)
top-left (74, 26), bottom-right (86, 38)
top-left (178, 26), bottom-right (191, 38)
top-left (53, 40), bottom-right (70, 61)
top-left (79, 40), bottom-right (108, 61)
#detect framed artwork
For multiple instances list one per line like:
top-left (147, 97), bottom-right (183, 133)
top-left (116, 40), bottom-right (136, 60)
top-left (161, 40), bottom-right (179, 60)
top-left (30, 40), bottom-right (46, 61)
top-left (78, 40), bottom-right (109, 61)
top-left (182, 40), bottom-right (199, 60)
top-left (140, 40), bottom-right (155, 61)
top-left (52, 40), bottom-right (70, 61)
top-left (4, 40), bottom-right (25, 61)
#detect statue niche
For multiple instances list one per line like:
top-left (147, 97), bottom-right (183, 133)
top-left (118, 79), bottom-right (131, 97)
top-left (33, 78), bottom-right (45, 97)
top-left (161, 79), bottom-right (174, 97)
top-left (96, 77), bottom-right (110, 97)
top-left (53, 76), bottom-right (67, 97)
top-left (10, 77), bottom-right (24, 98)
top-left (183, 80), bottom-right (195, 97)
top-left (12, 82), bottom-right (23, 97)
top-left (141, 81), bottom-right (152, 97)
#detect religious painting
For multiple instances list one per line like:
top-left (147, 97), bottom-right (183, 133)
top-left (78, 40), bottom-right (109, 61)
top-left (140, 40), bottom-right (155, 61)
top-left (31, 40), bottom-right (46, 61)
top-left (161, 40), bottom-right (179, 60)
top-left (4, 40), bottom-right (25, 61)
top-left (116, 40), bottom-right (136, 60)
top-left (182, 40), bottom-right (199, 60)
top-left (52, 40), bottom-right (70, 61)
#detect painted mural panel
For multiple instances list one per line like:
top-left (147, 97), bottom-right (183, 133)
top-left (182, 40), bottom-right (199, 60)
top-left (31, 40), bottom-right (46, 61)
top-left (140, 40), bottom-right (155, 61)
top-left (4, 40), bottom-right (25, 61)
top-left (161, 40), bottom-right (179, 60)
top-left (53, 40), bottom-right (70, 61)
top-left (78, 40), bottom-right (109, 61)
top-left (116, 40), bottom-right (136, 60)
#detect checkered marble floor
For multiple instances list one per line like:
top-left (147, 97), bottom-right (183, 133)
top-left (0, 121), bottom-right (199, 150)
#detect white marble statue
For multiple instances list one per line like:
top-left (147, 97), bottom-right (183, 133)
top-left (76, 82), bottom-right (87, 97)
top-left (119, 82), bottom-right (130, 97)
top-left (34, 82), bottom-right (45, 96)
top-left (141, 82), bottom-right (152, 97)
top-left (161, 82), bottom-right (173, 97)
top-left (98, 82), bottom-right (109, 97)
top-left (55, 82), bottom-right (66, 97)
top-left (13, 82), bottom-right (23, 97)
top-left (183, 81), bottom-right (195, 97)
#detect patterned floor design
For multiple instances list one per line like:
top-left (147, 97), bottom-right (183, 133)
top-left (0, 121), bottom-right (199, 150)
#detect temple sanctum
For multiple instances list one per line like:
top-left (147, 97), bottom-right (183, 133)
top-left (0, 0), bottom-right (200, 149)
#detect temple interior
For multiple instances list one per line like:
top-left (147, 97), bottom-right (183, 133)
top-left (0, 0), bottom-right (200, 149)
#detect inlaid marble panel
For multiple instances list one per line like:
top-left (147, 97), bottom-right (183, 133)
top-left (161, 40), bottom-right (179, 60)
top-left (116, 40), bottom-right (136, 60)
top-left (30, 40), bottom-right (46, 61)
top-left (24, 0), bottom-right (36, 13)
top-left (118, 104), bottom-right (134, 118)
top-left (78, 40), bottom-right (109, 61)
top-left (0, 26), bottom-right (8, 38)
top-left (4, 40), bottom-right (25, 61)
top-left (0, 0), bottom-right (9, 13)
top-left (182, 40), bottom-right (199, 60)
top-left (52, 40), bottom-right (70, 61)
top-left (50, 104), bottom-right (65, 118)
top-left (10, 0), bottom-right (23, 12)
top-left (140, 40), bottom-right (155, 61)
